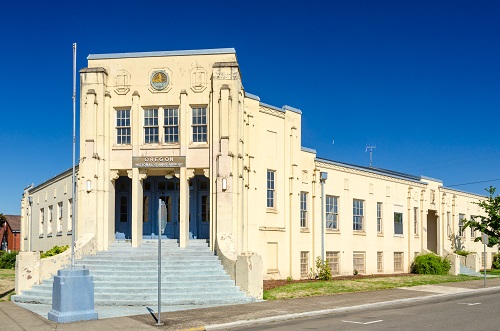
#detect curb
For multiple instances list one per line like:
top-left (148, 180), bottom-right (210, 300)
top-left (204, 285), bottom-right (500, 330)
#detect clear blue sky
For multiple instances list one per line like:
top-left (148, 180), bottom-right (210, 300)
top-left (1, 1), bottom-right (499, 215)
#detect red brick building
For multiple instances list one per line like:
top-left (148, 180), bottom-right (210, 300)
top-left (0, 215), bottom-right (21, 251)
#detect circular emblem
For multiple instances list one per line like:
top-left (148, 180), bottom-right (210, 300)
top-left (150, 70), bottom-right (169, 91)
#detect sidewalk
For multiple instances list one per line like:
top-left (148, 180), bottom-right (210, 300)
top-left (2, 278), bottom-right (500, 331)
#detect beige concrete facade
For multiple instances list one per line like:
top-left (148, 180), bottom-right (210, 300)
top-left (20, 48), bottom-right (497, 283)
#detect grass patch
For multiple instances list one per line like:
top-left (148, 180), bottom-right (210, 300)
top-left (485, 269), bottom-right (500, 276)
top-left (0, 269), bottom-right (15, 302)
top-left (263, 274), bottom-right (480, 300)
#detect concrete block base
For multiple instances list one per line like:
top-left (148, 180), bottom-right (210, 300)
top-left (47, 267), bottom-right (98, 323)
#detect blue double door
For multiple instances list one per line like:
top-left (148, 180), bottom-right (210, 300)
top-left (142, 175), bottom-right (209, 240)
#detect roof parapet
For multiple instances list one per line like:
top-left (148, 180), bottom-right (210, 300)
top-left (87, 48), bottom-right (236, 60)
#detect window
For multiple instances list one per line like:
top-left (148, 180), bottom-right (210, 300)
top-left (394, 212), bottom-right (403, 235)
top-left (267, 170), bottom-right (276, 208)
top-left (414, 207), bottom-right (419, 235)
top-left (458, 213), bottom-right (465, 237)
top-left (142, 196), bottom-right (149, 223)
top-left (48, 205), bottom-right (53, 235)
top-left (481, 252), bottom-right (487, 268)
top-left (300, 192), bottom-right (308, 228)
top-left (57, 202), bottom-right (63, 233)
top-left (394, 252), bottom-right (404, 272)
top-left (376, 202), bottom-right (383, 233)
top-left (353, 252), bottom-right (365, 274)
top-left (144, 108), bottom-right (159, 144)
top-left (470, 216), bottom-right (476, 239)
top-left (192, 107), bottom-right (207, 142)
top-left (353, 199), bottom-right (364, 231)
top-left (300, 251), bottom-right (309, 278)
top-left (326, 251), bottom-right (340, 275)
top-left (120, 197), bottom-right (128, 222)
top-left (116, 109), bottom-right (131, 145)
top-left (39, 208), bottom-right (44, 236)
top-left (68, 199), bottom-right (73, 232)
top-left (377, 252), bottom-right (383, 272)
top-left (201, 195), bottom-right (209, 222)
top-left (447, 212), bottom-right (451, 236)
top-left (164, 108), bottom-right (179, 143)
top-left (326, 196), bottom-right (338, 230)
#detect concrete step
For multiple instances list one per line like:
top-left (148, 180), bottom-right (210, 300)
top-left (12, 239), bottom-right (253, 307)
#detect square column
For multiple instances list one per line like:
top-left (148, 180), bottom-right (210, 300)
top-left (129, 168), bottom-right (146, 247)
top-left (179, 168), bottom-right (193, 248)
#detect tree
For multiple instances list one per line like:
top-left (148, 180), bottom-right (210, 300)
top-left (463, 186), bottom-right (500, 247)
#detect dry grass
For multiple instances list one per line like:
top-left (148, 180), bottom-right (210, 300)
top-left (264, 274), bottom-right (480, 300)
top-left (0, 269), bottom-right (15, 302)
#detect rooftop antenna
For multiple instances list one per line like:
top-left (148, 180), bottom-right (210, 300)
top-left (366, 144), bottom-right (376, 167)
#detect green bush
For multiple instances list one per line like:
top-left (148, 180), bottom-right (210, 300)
top-left (455, 250), bottom-right (470, 257)
top-left (40, 245), bottom-right (69, 259)
top-left (492, 253), bottom-right (500, 269)
top-left (0, 251), bottom-right (19, 269)
top-left (411, 253), bottom-right (451, 275)
top-left (314, 257), bottom-right (332, 281)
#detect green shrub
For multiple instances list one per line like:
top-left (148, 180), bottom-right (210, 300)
top-left (455, 250), bottom-right (470, 257)
top-left (492, 253), bottom-right (500, 269)
top-left (314, 257), bottom-right (332, 281)
top-left (40, 245), bottom-right (69, 259)
top-left (411, 253), bottom-right (451, 275)
top-left (0, 251), bottom-right (19, 269)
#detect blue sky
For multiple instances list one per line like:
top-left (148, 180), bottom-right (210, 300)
top-left (0, 1), bottom-right (499, 215)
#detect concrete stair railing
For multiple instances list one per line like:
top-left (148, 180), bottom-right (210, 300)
top-left (12, 239), bottom-right (254, 306)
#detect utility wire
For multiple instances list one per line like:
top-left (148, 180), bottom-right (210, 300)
top-left (447, 178), bottom-right (500, 187)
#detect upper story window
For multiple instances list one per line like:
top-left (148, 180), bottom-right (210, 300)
top-left (458, 213), bottom-right (465, 237)
top-left (267, 170), bottom-right (276, 209)
top-left (164, 108), bottom-right (179, 143)
top-left (353, 199), bottom-right (364, 231)
top-left (326, 195), bottom-right (338, 230)
top-left (192, 107), bottom-right (207, 142)
top-left (414, 207), bottom-right (419, 235)
top-left (376, 202), bottom-right (383, 233)
top-left (300, 192), bottom-right (308, 228)
top-left (394, 212), bottom-right (403, 235)
top-left (144, 108), bottom-right (159, 144)
top-left (116, 109), bottom-right (131, 145)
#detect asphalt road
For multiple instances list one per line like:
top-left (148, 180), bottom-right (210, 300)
top-left (231, 291), bottom-right (500, 330)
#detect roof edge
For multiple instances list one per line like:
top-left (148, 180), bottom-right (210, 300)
top-left (87, 48), bottom-right (236, 60)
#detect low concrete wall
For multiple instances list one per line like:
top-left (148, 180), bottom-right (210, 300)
top-left (15, 233), bottom-right (96, 295)
top-left (446, 252), bottom-right (460, 275)
top-left (466, 253), bottom-right (480, 272)
top-left (215, 233), bottom-right (263, 299)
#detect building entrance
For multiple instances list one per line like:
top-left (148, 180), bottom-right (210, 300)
top-left (143, 176), bottom-right (180, 239)
top-left (142, 175), bottom-right (210, 240)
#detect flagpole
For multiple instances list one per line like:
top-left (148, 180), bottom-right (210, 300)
top-left (71, 43), bottom-right (76, 269)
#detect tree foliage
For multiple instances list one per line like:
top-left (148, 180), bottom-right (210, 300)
top-left (463, 186), bottom-right (500, 247)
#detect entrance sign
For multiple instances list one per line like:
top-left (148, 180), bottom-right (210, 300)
top-left (160, 200), bottom-right (167, 235)
top-left (133, 156), bottom-right (186, 168)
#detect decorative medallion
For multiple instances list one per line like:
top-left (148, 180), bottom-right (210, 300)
top-left (150, 70), bottom-right (169, 91)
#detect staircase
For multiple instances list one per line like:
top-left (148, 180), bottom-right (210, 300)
top-left (459, 264), bottom-right (482, 277)
top-left (12, 240), bottom-right (254, 306)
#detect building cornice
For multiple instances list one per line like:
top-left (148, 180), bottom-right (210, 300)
top-left (440, 187), bottom-right (486, 199)
top-left (87, 48), bottom-right (236, 60)
top-left (29, 166), bottom-right (78, 194)
top-left (259, 104), bottom-right (285, 118)
top-left (315, 159), bottom-right (426, 188)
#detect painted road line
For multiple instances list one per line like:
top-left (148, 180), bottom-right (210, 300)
top-left (342, 319), bottom-right (383, 325)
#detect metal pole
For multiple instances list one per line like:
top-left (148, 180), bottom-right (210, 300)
top-left (321, 179), bottom-right (325, 262)
top-left (71, 43), bottom-right (76, 269)
top-left (484, 241), bottom-right (486, 287)
top-left (157, 199), bottom-right (162, 325)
